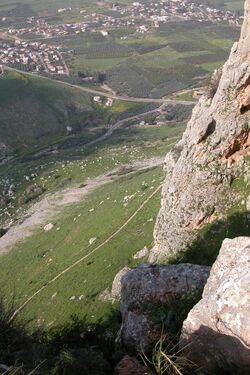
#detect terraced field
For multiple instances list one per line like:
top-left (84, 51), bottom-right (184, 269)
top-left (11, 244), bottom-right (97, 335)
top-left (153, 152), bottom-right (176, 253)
top-left (46, 20), bottom-right (241, 98)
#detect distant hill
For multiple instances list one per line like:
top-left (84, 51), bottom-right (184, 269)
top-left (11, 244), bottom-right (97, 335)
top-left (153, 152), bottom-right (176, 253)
top-left (0, 70), bottom-right (106, 162)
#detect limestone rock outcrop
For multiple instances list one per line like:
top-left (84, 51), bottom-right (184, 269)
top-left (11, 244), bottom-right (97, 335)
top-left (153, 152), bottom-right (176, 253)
top-left (111, 267), bottom-right (131, 300)
top-left (150, 0), bottom-right (250, 262)
top-left (180, 237), bottom-right (250, 374)
top-left (119, 263), bottom-right (210, 354)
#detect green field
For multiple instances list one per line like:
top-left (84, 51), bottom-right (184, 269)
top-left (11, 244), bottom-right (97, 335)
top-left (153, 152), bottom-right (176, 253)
top-left (0, 0), bottom-right (242, 98)
top-left (0, 56), bottom-right (187, 373)
top-left (0, 70), bottom-right (103, 156)
top-left (60, 21), bottom-right (241, 98)
top-left (0, 1), bottom-right (245, 373)
top-left (0, 70), bottom-right (156, 160)
top-left (0, 118), bottom-right (186, 330)
top-left (0, 119), bottom-right (185, 223)
top-left (0, 166), bottom-right (163, 327)
top-left (0, 0), bottom-right (243, 16)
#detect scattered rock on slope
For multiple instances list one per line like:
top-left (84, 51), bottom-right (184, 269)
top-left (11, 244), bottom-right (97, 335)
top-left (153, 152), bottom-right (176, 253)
top-left (43, 223), bottom-right (54, 232)
top-left (150, 0), bottom-right (250, 262)
top-left (120, 263), bottom-right (210, 354)
top-left (180, 237), bottom-right (250, 374)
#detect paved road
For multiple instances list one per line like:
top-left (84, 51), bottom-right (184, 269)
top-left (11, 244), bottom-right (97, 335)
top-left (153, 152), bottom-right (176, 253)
top-left (4, 66), bottom-right (196, 105)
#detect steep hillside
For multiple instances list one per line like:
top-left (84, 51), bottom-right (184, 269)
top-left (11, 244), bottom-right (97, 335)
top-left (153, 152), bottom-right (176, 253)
top-left (150, 0), bottom-right (250, 263)
top-left (0, 70), bottom-right (105, 162)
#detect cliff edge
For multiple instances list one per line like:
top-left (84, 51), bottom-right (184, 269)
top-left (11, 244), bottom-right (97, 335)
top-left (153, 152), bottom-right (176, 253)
top-left (150, 0), bottom-right (250, 262)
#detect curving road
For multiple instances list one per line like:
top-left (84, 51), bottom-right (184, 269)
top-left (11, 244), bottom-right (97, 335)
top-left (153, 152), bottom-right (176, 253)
top-left (85, 105), bottom-right (165, 147)
top-left (4, 66), bottom-right (196, 105)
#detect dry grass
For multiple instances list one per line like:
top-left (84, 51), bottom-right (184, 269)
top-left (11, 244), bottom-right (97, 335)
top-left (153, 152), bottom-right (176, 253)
top-left (141, 333), bottom-right (197, 375)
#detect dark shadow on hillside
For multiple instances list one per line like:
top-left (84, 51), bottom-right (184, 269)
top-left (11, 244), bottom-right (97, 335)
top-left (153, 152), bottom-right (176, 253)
top-left (0, 302), bottom-right (122, 375)
top-left (181, 325), bottom-right (250, 375)
top-left (172, 211), bottom-right (250, 266)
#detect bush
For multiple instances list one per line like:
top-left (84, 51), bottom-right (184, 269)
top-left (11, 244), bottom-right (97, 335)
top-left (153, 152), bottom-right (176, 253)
top-left (147, 290), bottom-right (202, 340)
top-left (51, 348), bottom-right (110, 375)
top-left (18, 185), bottom-right (46, 205)
top-left (0, 298), bottom-right (33, 369)
top-left (0, 228), bottom-right (7, 238)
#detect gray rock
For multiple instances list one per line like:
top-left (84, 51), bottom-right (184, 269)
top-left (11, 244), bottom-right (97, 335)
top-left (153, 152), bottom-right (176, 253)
top-left (43, 223), bottom-right (54, 232)
top-left (120, 263), bottom-right (210, 354)
top-left (111, 266), bottom-right (131, 299)
top-left (239, 0), bottom-right (250, 61)
top-left (99, 267), bottom-right (130, 302)
top-left (150, 0), bottom-right (250, 262)
top-left (89, 237), bottom-right (96, 245)
top-left (180, 237), bottom-right (250, 374)
top-left (133, 247), bottom-right (149, 259)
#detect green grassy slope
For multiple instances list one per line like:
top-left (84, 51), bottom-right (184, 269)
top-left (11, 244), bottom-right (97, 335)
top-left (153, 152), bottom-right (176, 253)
top-left (0, 119), bottom-right (186, 328)
top-left (0, 70), bottom-right (107, 158)
top-left (0, 167), bottom-right (163, 328)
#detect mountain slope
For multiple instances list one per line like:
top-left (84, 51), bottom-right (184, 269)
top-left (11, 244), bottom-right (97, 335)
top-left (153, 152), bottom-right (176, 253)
top-left (150, 0), bottom-right (250, 263)
top-left (0, 70), bottom-right (105, 162)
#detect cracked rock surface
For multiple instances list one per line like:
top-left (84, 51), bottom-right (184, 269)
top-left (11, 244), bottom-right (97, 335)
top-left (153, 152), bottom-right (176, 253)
top-left (119, 263), bottom-right (210, 354)
top-left (180, 237), bottom-right (250, 374)
top-left (151, 0), bottom-right (250, 262)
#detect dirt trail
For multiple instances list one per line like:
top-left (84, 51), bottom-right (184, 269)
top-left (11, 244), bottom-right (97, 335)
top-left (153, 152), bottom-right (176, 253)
top-left (8, 182), bottom-right (162, 322)
top-left (0, 158), bottom-right (163, 256)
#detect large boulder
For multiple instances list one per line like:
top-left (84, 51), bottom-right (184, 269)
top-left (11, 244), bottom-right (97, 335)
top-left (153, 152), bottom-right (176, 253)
top-left (99, 267), bottom-right (131, 302)
top-left (180, 237), bottom-right (250, 374)
top-left (120, 263), bottom-right (210, 354)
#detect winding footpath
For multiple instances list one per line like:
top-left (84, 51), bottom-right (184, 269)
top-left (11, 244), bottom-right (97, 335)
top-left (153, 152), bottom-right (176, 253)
top-left (0, 158), bottom-right (164, 256)
top-left (8, 182), bottom-right (162, 322)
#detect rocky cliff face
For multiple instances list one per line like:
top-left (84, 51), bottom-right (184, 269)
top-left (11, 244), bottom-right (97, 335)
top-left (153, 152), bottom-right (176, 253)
top-left (151, 0), bottom-right (250, 262)
top-left (119, 263), bottom-right (210, 354)
top-left (181, 237), bottom-right (250, 374)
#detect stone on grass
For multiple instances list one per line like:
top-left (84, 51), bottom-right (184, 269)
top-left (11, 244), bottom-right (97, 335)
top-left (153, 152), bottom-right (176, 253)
top-left (43, 223), bottom-right (54, 232)
top-left (89, 237), bottom-right (96, 245)
top-left (133, 247), bottom-right (149, 259)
